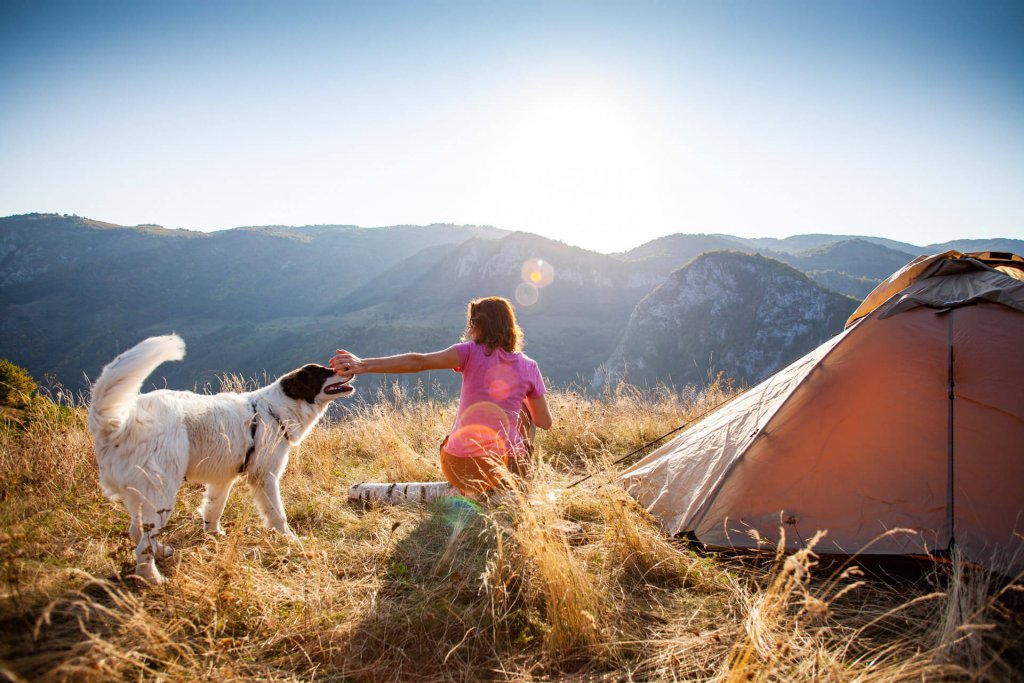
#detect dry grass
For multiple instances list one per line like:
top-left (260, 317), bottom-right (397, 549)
top-left (0, 380), bottom-right (1021, 682)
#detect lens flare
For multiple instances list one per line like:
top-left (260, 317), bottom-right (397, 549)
top-left (521, 258), bottom-right (555, 288)
top-left (449, 401), bottom-right (510, 458)
top-left (449, 424), bottom-right (507, 459)
top-left (515, 282), bottom-right (539, 306)
top-left (459, 400), bottom-right (510, 430)
top-left (441, 495), bottom-right (481, 529)
top-left (484, 363), bottom-right (518, 401)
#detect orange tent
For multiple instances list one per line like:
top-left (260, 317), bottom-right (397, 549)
top-left (620, 251), bottom-right (1024, 574)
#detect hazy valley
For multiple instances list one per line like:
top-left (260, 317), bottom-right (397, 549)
top-left (2, 213), bottom-right (1020, 395)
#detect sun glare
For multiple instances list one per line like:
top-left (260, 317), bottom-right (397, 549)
top-left (467, 81), bottom-right (677, 251)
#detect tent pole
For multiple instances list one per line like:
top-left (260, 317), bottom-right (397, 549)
top-left (946, 311), bottom-right (956, 554)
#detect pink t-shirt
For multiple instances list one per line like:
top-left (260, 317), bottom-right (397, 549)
top-left (446, 341), bottom-right (546, 459)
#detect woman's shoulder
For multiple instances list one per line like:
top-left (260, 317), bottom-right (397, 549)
top-left (514, 350), bottom-right (541, 373)
top-left (452, 340), bottom-right (478, 370)
top-left (516, 350), bottom-right (537, 364)
top-left (513, 346), bottom-right (536, 361)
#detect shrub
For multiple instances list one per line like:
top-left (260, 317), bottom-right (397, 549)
top-left (0, 358), bottom-right (36, 409)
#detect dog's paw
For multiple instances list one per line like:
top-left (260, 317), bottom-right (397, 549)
top-left (205, 528), bottom-right (226, 537)
top-left (275, 528), bottom-right (303, 543)
top-left (134, 562), bottom-right (165, 585)
top-left (156, 544), bottom-right (174, 559)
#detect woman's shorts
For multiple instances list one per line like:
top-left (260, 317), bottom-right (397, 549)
top-left (440, 402), bottom-right (537, 495)
top-left (440, 438), bottom-right (509, 496)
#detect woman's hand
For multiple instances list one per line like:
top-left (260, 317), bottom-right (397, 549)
top-left (330, 349), bottom-right (364, 375)
top-left (330, 345), bottom-right (460, 375)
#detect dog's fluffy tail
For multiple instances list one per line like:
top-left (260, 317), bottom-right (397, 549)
top-left (88, 334), bottom-right (186, 439)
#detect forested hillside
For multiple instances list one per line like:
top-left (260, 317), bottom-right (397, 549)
top-left (2, 213), bottom-right (1018, 394)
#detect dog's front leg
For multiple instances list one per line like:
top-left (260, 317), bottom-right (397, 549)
top-left (127, 500), bottom-right (174, 585)
top-left (246, 472), bottom-right (295, 538)
top-left (128, 517), bottom-right (142, 545)
top-left (200, 479), bottom-right (237, 535)
top-left (129, 514), bottom-right (173, 556)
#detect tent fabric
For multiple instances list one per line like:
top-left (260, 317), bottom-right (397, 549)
top-left (846, 250), bottom-right (1024, 327)
top-left (879, 267), bottom-right (1024, 319)
top-left (996, 264), bottom-right (1024, 281)
top-left (845, 251), bottom-right (961, 328)
top-left (620, 251), bottom-right (1024, 574)
top-left (619, 331), bottom-right (847, 538)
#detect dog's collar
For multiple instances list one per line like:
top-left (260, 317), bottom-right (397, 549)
top-left (241, 403), bottom-right (259, 473)
top-left (263, 402), bottom-right (292, 441)
top-left (240, 399), bottom-right (293, 473)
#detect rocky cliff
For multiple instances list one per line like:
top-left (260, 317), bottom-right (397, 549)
top-left (602, 251), bottom-right (858, 388)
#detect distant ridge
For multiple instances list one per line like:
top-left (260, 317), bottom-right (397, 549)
top-left (715, 233), bottom-right (921, 255)
top-left (924, 238), bottom-right (1024, 254)
top-left (768, 238), bottom-right (920, 280)
top-left (1, 213), bottom-right (1018, 393)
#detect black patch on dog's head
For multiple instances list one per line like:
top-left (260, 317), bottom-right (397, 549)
top-left (280, 364), bottom-right (337, 404)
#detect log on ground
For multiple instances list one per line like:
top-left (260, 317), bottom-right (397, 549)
top-left (348, 481), bottom-right (458, 505)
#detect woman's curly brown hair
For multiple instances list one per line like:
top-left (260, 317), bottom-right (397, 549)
top-left (464, 297), bottom-right (523, 353)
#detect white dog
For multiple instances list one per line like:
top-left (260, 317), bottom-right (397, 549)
top-left (88, 334), bottom-right (353, 584)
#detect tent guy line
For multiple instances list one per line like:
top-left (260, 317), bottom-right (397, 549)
top-left (565, 387), bottom-right (750, 490)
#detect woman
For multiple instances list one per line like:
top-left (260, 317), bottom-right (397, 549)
top-left (330, 296), bottom-right (552, 496)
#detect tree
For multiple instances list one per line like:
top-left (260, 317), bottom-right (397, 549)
top-left (0, 359), bottom-right (37, 409)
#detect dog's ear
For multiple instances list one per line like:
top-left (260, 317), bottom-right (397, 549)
top-left (280, 364), bottom-right (334, 403)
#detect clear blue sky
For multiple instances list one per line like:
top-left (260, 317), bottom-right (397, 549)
top-left (1, 0), bottom-right (1021, 252)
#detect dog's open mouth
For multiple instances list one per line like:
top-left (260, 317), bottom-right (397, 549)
top-left (324, 379), bottom-right (355, 395)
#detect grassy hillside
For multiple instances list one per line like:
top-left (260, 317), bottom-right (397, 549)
top-left (1, 382), bottom-right (1021, 681)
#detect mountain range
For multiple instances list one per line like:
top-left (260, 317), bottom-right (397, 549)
top-left (2, 213), bottom-right (1019, 397)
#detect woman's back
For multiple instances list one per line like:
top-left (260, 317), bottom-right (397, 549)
top-left (448, 341), bottom-right (545, 458)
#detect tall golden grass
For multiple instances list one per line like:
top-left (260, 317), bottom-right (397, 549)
top-left (0, 380), bottom-right (1021, 681)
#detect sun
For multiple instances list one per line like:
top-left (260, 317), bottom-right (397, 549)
top-left (464, 80), bottom-right (678, 252)
top-left (495, 82), bottom-right (647, 191)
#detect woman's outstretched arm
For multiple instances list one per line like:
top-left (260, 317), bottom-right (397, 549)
top-left (330, 346), bottom-right (460, 375)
